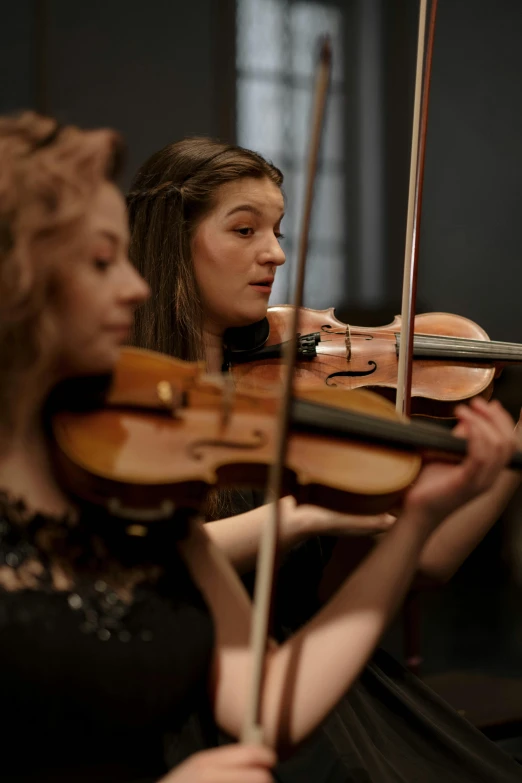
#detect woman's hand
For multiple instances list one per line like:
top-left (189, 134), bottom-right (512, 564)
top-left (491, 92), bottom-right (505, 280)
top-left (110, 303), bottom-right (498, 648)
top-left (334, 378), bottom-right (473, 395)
top-left (513, 406), bottom-right (522, 449)
top-left (159, 744), bottom-right (276, 783)
top-left (404, 397), bottom-right (516, 531)
top-left (281, 495), bottom-right (395, 539)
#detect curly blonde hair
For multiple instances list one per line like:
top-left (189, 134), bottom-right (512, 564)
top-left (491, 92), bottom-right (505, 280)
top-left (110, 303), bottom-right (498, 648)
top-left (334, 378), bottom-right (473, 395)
top-left (0, 112), bottom-right (124, 403)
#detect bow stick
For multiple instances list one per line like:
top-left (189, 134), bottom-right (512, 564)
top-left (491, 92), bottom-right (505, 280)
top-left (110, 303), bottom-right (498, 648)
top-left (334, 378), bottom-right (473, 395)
top-left (396, 0), bottom-right (438, 676)
top-left (396, 0), bottom-right (438, 417)
top-left (241, 37), bottom-right (332, 745)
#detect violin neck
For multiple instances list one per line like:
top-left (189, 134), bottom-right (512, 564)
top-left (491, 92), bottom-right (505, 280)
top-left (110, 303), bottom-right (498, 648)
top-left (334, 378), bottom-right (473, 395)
top-left (291, 398), bottom-right (522, 471)
top-left (396, 334), bottom-right (522, 363)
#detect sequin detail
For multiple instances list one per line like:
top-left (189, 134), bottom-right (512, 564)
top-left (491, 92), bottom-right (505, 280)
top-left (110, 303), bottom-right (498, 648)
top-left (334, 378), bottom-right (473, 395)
top-left (0, 492), bottom-right (156, 642)
top-left (0, 516), bottom-right (35, 569)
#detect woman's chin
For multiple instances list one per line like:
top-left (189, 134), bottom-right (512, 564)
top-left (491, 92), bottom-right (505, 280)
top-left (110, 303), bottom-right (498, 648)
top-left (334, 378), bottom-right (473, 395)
top-left (63, 348), bottom-right (121, 379)
top-left (233, 304), bottom-right (269, 327)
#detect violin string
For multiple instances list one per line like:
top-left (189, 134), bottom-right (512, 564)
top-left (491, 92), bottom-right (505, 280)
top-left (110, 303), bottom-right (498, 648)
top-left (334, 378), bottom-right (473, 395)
top-left (405, 335), bottom-right (522, 359)
top-left (292, 399), bottom-right (465, 456)
top-left (341, 329), bottom-right (522, 361)
top-left (292, 398), bottom-right (522, 470)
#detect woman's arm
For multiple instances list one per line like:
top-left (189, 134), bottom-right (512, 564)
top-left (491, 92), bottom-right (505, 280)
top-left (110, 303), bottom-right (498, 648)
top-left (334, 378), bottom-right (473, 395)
top-left (322, 402), bottom-right (522, 592)
top-left (178, 399), bottom-right (516, 750)
top-left (180, 503), bottom-right (436, 749)
top-left (205, 496), bottom-right (394, 573)
top-left (320, 464), bottom-right (522, 599)
top-left (416, 463), bottom-right (521, 583)
top-left (204, 498), bottom-right (300, 573)
top-left (412, 403), bottom-right (522, 583)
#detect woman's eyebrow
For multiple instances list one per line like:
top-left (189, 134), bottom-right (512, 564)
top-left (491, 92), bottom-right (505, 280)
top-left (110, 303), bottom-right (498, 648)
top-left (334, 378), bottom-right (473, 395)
top-left (225, 205), bottom-right (285, 221)
top-left (225, 204), bottom-right (263, 218)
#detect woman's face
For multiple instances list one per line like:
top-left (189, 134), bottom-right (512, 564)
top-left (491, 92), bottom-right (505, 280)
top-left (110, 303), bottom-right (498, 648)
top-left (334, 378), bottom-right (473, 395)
top-left (191, 176), bottom-right (285, 331)
top-left (49, 182), bottom-right (149, 377)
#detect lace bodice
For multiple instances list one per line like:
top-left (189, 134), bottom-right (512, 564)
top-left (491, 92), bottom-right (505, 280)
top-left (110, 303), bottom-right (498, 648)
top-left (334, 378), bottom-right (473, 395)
top-left (0, 493), bottom-right (216, 782)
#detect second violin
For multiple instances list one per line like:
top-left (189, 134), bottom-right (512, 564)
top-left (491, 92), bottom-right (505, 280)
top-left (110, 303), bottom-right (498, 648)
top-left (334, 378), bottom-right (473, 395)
top-left (226, 305), bottom-right (522, 418)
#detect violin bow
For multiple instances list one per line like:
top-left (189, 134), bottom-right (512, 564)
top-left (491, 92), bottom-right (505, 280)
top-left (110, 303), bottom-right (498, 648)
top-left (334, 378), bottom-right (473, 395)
top-left (396, 0), bottom-right (438, 417)
top-left (241, 37), bottom-right (332, 745)
top-left (395, 0), bottom-right (438, 677)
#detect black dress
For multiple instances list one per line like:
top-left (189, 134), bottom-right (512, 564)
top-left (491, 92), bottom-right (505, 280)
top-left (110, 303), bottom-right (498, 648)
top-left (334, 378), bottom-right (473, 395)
top-left (224, 491), bottom-right (522, 783)
top-left (0, 493), bottom-right (217, 783)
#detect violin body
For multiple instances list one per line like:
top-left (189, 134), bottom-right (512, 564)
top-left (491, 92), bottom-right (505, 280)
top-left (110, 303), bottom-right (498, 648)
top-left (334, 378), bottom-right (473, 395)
top-left (52, 348), bottom-right (422, 520)
top-left (52, 347), bottom-right (522, 521)
top-left (231, 306), bottom-right (499, 418)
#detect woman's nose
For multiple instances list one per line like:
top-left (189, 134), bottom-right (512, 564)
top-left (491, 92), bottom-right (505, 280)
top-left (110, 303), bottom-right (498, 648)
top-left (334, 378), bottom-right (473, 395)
top-left (261, 235), bottom-right (286, 267)
top-left (122, 261), bottom-right (150, 304)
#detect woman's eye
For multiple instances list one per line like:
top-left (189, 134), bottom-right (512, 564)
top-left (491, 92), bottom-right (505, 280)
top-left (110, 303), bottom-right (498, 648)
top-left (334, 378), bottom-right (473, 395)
top-left (235, 227), bottom-right (253, 237)
top-left (94, 257), bottom-right (112, 272)
top-left (275, 232), bottom-right (285, 241)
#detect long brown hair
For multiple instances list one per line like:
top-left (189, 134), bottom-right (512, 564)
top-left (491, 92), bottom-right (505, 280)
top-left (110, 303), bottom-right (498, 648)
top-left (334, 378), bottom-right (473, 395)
top-left (128, 138), bottom-right (283, 519)
top-left (127, 137), bottom-right (283, 362)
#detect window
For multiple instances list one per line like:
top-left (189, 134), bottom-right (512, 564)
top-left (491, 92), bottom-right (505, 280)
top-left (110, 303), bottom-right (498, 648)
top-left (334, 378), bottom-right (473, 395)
top-left (236, 0), bottom-right (346, 307)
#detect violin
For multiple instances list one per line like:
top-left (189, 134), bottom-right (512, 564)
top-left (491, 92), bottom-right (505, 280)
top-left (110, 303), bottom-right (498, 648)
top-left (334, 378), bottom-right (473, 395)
top-left (226, 305), bottom-right (522, 418)
top-left (52, 347), bottom-right (522, 522)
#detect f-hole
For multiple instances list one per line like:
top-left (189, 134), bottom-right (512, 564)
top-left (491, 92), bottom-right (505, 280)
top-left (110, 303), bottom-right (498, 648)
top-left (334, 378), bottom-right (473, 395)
top-left (325, 361), bottom-right (378, 386)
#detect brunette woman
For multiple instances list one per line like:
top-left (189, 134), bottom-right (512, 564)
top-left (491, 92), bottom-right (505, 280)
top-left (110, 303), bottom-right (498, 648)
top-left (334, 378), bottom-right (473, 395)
top-left (128, 137), bottom-right (522, 782)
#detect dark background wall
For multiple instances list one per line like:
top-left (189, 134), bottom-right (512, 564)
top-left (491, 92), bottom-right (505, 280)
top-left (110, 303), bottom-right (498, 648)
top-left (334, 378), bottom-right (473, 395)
top-left (342, 0), bottom-right (522, 347)
top-left (0, 0), bottom-right (235, 187)
top-left (416, 0), bottom-right (522, 343)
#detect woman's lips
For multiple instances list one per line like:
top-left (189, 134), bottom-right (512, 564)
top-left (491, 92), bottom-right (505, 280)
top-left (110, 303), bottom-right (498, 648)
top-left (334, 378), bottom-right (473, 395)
top-left (249, 281), bottom-right (273, 294)
top-left (107, 324), bottom-right (132, 340)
